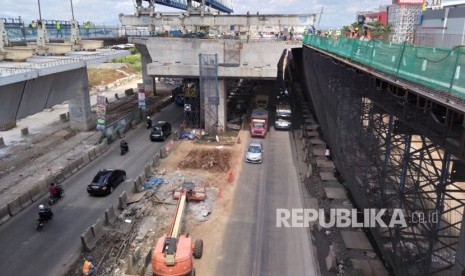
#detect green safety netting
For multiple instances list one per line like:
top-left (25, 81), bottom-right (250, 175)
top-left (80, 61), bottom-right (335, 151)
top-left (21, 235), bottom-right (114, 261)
top-left (303, 35), bottom-right (465, 100)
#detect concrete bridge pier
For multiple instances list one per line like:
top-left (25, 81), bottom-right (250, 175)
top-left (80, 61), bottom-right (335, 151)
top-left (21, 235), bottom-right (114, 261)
top-left (137, 44), bottom-right (156, 95)
top-left (68, 69), bottom-right (93, 131)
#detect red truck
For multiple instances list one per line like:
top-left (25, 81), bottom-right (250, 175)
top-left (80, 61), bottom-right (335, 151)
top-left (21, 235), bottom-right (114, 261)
top-left (250, 108), bottom-right (269, 138)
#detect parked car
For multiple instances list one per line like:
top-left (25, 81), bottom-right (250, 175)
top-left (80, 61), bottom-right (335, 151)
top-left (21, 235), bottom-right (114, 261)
top-left (245, 141), bottom-right (264, 164)
top-left (150, 121), bottom-right (172, 141)
top-left (87, 169), bottom-right (126, 195)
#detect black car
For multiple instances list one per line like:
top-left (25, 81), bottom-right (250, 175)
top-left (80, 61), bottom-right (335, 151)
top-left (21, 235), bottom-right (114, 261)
top-left (174, 94), bottom-right (184, 106)
top-left (150, 121), bottom-right (172, 141)
top-left (87, 169), bottom-right (126, 196)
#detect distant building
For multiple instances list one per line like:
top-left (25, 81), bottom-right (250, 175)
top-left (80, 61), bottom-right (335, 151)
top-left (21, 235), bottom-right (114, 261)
top-left (415, 2), bottom-right (465, 47)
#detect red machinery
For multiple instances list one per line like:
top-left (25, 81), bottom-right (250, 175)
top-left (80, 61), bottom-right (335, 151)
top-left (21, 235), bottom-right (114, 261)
top-left (152, 182), bottom-right (205, 276)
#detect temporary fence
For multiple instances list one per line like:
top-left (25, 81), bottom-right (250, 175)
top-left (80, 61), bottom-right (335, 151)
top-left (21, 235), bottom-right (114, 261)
top-left (303, 35), bottom-right (465, 100)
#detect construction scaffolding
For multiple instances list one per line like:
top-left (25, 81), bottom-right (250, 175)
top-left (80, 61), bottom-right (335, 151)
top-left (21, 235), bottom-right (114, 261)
top-left (390, 4), bottom-right (422, 44)
top-left (199, 53), bottom-right (219, 134)
top-left (302, 47), bottom-right (465, 275)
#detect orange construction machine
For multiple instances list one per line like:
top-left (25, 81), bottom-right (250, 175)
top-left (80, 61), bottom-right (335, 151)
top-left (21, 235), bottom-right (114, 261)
top-left (152, 182), bottom-right (205, 276)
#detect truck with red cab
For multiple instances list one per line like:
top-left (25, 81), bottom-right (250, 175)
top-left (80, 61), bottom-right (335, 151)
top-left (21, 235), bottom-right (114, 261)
top-left (250, 108), bottom-right (269, 138)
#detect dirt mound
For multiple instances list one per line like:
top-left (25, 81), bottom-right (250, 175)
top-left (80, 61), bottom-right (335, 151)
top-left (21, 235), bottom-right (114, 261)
top-left (178, 149), bottom-right (231, 172)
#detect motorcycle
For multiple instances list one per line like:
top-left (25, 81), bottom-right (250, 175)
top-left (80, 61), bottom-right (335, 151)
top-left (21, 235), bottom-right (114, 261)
top-left (146, 119), bottom-right (153, 129)
top-left (36, 211), bottom-right (53, 231)
top-left (120, 144), bottom-right (129, 156)
top-left (48, 185), bottom-right (64, 205)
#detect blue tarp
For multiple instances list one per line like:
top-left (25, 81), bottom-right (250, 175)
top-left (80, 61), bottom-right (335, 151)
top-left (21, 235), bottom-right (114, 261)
top-left (144, 177), bottom-right (164, 189)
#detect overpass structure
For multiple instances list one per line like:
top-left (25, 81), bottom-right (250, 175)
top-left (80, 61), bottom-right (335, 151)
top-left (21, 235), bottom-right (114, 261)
top-left (0, 49), bottom-right (129, 131)
top-left (296, 35), bottom-right (465, 275)
top-left (121, 10), bottom-right (316, 132)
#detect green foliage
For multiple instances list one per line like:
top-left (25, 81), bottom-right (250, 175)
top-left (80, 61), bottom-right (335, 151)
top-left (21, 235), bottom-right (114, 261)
top-left (112, 52), bottom-right (141, 73)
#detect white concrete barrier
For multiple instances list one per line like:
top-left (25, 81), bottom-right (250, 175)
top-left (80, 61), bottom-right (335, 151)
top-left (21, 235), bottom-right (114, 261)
top-left (105, 205), bottom-right (117, 225)
top-left (0, 204), bottom-right (11, 225)
top-left (7, 198), bottom-right (22, 216)
top-left (91, 218), bottom-right (105, 240)
top-left (81, 227), bottom-right (97, 252)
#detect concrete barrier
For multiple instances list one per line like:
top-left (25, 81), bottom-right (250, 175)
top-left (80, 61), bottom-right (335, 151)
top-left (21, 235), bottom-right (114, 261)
top-left (88, 148), bottom-right (97, 161)
top-left (20, 127), bottom-right (29, 137)
top-left (105, 205), bottom-right (117, 225)
top-left (144, 164), bottom-right (151, 178)
top-left (152, 155), bottom-right (160, 167)
top-left (118, 191), bottom-right (128, 210)
top-left (0, 204), bottom-right (11, 225)
top-left (61, 165), bottom-right (72, 178)
top-left (81, 227), bottom-right (97, 252)
top-left (91, 218), bottom-right (105, 240)
top-left (140, 173), bottom-right (147, 186)
top-left (19, 192), bottom-right (33, 208)
top-left (134, 180), bottom-right (143, 193)
top-left (126, 246), bottom-right (142, 275)
top-left (7, 198), bottom-right (22, 216)
top-left (30, 179), bottom-right (48, 201)
top-left (94, 145), bottom-right (102, 157)
top-left (68, 160), bottom-right (79, 174)
top-left (82, 152), bottom-right (90, 166)
top-left (54, 170), bottom-right (65, 184)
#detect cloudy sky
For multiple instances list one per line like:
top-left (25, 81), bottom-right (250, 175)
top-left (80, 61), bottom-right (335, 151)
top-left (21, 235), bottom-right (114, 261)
top-left (1, 0), bottom-right (392, 28)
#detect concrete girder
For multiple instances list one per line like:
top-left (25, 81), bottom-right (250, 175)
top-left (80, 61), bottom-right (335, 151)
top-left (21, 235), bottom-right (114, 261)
top-left (120, 13), bottom-right (316, 31)
top-left (132, 37), bottom-right (294, 81)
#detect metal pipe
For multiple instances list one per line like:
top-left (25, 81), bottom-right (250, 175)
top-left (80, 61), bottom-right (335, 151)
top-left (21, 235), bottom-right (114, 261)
top-left (70, 0), bottom-right (75, 20)
top-left (37, 0), bottom-right (42, 20)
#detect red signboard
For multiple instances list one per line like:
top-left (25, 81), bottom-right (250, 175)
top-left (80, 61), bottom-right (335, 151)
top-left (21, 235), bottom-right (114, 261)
top-left (398, 0), bottom-right (424, 4)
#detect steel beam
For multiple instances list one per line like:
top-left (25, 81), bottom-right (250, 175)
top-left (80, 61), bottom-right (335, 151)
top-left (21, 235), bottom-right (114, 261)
top-left (120, 13), bottom-right (316, 29)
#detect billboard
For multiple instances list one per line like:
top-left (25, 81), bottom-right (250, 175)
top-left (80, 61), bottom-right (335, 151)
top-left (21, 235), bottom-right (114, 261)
top-left (398, 0), bottom-right (424, 4)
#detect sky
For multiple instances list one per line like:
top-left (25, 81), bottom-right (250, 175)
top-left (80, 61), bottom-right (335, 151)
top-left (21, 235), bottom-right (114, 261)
top-left (0, 0), bottom-right (393, 29)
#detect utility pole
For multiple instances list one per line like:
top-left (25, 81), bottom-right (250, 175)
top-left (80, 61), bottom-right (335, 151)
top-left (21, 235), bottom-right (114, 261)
top-left (317, 6), bottom-right (323, 29)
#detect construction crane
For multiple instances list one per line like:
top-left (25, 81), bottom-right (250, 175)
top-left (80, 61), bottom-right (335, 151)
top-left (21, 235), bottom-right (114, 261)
top-left (152, 182), bottom-right (205, 276)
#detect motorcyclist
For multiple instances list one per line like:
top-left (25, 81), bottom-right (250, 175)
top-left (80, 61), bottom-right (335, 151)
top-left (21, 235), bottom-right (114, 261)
top-left (38, 204), bottom-right (53, 221)
top-left (146, 116), bottom-right (153, 129)
top-left (49, 183), bottom-right (58, 198)
top-left (120, 138), bottom-right (128, 152)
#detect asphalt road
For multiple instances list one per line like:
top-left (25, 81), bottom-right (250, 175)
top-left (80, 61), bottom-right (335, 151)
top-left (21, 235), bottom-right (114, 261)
top-left (215, 129), bottom-right (320, 276)
top-left (0, 103), bottom-right (184, 276)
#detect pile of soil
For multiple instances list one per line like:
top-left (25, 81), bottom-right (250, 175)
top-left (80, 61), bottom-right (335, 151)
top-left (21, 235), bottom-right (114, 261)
top-left (177, 149), bottom-right (231, 172)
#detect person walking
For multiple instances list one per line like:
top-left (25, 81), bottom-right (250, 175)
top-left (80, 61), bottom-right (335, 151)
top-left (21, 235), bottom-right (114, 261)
top-left (84, 21), bottom-right (91, 37)
top-left (29, 20), bottom-right (37, 35)
top-left (55, 20), bottom-right (63, 38)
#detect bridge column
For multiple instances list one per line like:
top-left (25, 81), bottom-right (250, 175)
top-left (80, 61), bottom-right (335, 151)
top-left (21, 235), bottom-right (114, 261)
top-left (69, 68), bottom-right (93, 130)
top-left (136, 44), bottom-right (156, 95)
